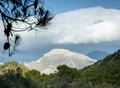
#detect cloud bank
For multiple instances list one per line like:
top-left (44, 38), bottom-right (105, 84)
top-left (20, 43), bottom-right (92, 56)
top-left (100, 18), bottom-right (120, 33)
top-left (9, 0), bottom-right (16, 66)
top-left (1, 7), bottom-right (120, 62)
top-left (9, 7), bottom-right (120, 53)
top-left (12, 7), bottom-right (120, 48)
top-left (30, 7), bottom-right (120, 44)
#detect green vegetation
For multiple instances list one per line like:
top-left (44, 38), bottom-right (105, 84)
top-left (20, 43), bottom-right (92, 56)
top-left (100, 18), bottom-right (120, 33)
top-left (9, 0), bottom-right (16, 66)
top-left (0, 61), bottom-right (28, 75)
top-left (1, 50), bottom-right (120, 88)
top-left (80, 50), bottom-right (120, 85)
top-left (0, 61), bottom-right (43, 88)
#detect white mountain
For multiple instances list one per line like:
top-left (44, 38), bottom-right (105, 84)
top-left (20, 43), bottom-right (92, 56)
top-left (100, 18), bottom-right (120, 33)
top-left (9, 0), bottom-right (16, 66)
top-left (25, 49), bottom-right (96, 74)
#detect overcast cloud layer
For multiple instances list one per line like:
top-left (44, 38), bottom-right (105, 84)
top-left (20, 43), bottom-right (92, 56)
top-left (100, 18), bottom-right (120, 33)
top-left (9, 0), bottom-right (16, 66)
top-left (1, 7), bottom-right (120, 62)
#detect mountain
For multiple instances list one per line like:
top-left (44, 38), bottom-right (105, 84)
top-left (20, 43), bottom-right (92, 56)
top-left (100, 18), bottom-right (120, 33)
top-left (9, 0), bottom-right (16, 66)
top-left (80, 49), bottom-right (120, 85)
top-left (25, 49), bottom-right (96, 74)
top-left (87, 50), bottom-right (110, 60)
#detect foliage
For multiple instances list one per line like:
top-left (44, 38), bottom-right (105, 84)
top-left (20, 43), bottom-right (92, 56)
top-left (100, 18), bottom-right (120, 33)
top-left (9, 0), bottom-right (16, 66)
top-left (57, 65), bottom-right (79, 79)
top-left (80, 50), bottom-right (120, 85)
top-left (0, 0), bottom-right (53, 56)
top-left (0, 61), bottom-right (28, 75)
top-left (0, 61), bottom-right (44, 88)
top-left (25, 69), bottom-right (44, 81)
top-left (0, 70), bottom-right (45, 88)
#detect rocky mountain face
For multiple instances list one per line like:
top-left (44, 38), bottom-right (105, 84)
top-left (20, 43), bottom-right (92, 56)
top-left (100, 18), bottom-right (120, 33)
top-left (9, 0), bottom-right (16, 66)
top-left (25, 49), bottom-right (96, 74)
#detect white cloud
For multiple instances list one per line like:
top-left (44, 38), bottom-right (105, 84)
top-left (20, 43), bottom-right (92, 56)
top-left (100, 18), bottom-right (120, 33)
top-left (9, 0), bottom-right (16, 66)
top-left (2, 7), bottom-right (120, 46)
top-left (34, 7), bottom-right (120, 44)
top-left (44, 7), bottom-right (120, 44)
top-left (8, 6), bottom-right (120, 52)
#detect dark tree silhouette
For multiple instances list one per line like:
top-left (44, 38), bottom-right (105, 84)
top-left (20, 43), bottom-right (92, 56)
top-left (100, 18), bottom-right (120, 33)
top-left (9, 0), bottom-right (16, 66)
top-left (0, 0), bottom-right (53, 56)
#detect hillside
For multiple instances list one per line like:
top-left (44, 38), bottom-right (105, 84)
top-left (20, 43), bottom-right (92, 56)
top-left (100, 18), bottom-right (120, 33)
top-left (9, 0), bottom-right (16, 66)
top-left (0, 61), bottom-right (29, 75)
top-left (0, 61), bottom-right (45, 88)
top-left (25, 49), bottom-right (96, 74)
top-left (80, 49), bottom-right (120, 85)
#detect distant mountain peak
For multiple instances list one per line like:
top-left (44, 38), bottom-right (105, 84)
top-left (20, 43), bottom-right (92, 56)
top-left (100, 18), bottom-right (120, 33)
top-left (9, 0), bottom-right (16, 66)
top-left (102, 49), bottom-right (120, 63)
top-left (25, 49), bottom-right (96, 74)
top-left (87, 50), bottom-right (110, 60)
top-left (80, 49), bottom-right (120, 85)
top-left (40, 48), bottom-right (94, 61)
top-left (43, 49), bottom-right (73, 56)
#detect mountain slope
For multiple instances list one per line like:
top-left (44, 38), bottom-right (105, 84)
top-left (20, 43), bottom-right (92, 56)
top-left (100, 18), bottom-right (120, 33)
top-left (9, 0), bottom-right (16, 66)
top-left (25, 49), bottom-right (96, 74)
top-left (87, 50), bottom-right (110, 60)
top-left (80, 49), bottom-right (120, 85)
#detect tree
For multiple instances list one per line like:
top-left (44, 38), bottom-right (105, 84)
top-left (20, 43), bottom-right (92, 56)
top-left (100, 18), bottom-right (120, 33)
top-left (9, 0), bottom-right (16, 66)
top-left (0, 0), bottom-right (53, 56)
top-left (25, 70), bottom-right (41, 80)
top-left (57, 65), bottom-right (79, 82)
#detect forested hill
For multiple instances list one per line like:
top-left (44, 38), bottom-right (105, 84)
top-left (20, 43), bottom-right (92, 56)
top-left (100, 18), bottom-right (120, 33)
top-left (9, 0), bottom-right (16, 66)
top-left (80, 49), bottom-right (120, 85)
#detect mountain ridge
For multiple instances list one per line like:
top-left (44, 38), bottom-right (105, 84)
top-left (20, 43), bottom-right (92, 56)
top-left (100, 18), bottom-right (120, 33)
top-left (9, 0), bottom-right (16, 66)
top-left (25, 49), bottom-right (96, 74)
top-left (87, 50), bottom-right (110, 60)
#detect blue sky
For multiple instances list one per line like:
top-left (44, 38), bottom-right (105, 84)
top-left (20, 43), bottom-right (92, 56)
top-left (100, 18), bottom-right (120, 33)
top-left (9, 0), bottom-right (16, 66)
top-left (45, 0), bottom-right (120, 14)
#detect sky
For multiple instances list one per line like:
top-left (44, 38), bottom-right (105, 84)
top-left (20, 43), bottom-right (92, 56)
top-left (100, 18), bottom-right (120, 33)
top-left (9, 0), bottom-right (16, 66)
top-left (45, 0), bottom-right (120, 14)
top-left (1, 0), bottom-right (120, 63)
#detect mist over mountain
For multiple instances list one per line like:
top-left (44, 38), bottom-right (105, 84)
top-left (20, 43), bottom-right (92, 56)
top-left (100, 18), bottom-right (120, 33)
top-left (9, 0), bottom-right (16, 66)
top-left (25, 49), bottom-right (96, 74)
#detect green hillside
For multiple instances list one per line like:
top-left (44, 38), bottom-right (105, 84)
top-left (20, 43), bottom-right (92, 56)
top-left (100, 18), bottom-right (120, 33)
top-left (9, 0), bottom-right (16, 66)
top-left (80, 50), bottom-right (120, 85)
